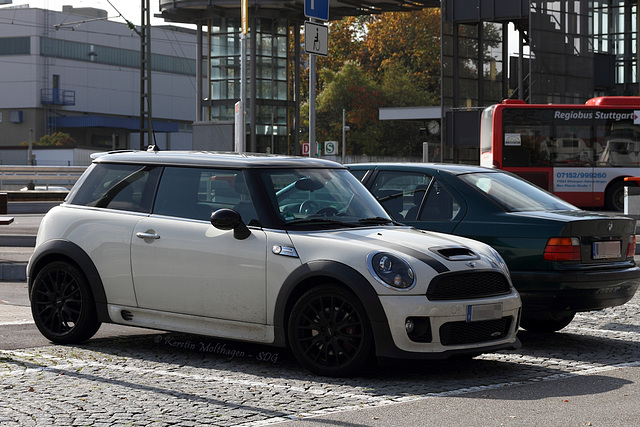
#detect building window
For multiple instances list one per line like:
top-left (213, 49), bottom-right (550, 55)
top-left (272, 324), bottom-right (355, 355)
top-left (39, 37), bottom-right (195, 75)
top-left (0, 36), bottom-right (30, 55)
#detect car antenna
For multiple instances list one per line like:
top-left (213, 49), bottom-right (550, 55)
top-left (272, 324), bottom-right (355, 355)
top-left (147, 145), bottom-right (160, 152)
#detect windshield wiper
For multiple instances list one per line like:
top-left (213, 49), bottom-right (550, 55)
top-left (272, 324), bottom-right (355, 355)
top-left (287, 218), bottom-right (359, 228)
top-left (358, 217), bottom-right (403, 226)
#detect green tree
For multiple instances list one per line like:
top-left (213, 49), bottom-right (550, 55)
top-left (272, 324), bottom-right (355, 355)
top-left (36, 132), bottom-right (75, 147)
top-left (364, 9), bottom-right (442, 95)
top-left (300, 8), bottom-right (444, 157)
top-left (20, 132), bottom-right (75, 147)
top-left (305, 62), bottom-right (384, 155)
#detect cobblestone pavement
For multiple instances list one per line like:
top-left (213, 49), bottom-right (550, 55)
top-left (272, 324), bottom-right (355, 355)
top-left (1, 293), bottom-right (639, 427)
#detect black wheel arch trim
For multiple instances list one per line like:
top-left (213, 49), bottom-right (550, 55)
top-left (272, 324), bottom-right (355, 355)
top-left (272, 260), bottom-right (395, 355)
top-left (28, 239), bottom-right (110, 323)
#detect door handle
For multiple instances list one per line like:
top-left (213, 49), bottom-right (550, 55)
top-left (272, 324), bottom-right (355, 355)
top-left (136, 231), bottom-right (160, 239)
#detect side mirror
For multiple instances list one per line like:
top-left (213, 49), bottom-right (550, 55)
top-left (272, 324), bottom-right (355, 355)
top-left (210, 208), bottom-right (251, 240)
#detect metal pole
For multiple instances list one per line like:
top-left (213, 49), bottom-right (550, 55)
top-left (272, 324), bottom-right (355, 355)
top-left (518, 28), bottom-right (524, 100)
top-left (294, 21), bottom-right (301, 154)
top-left (196, 23), bottom-right (203, 122)
top-left (309, 53), bottom-right (316, 157)
top-left (240, 32), bottom-right (247, 152)
top-left (139, 0), bottom-right (153, 149)
top-left (27, 128), bottom-right (34, 189)
top-left (341, 109), bottom-right (346, 163)
top-left (28, 128), bottom-right (34, 166)
top-left (239, 0), bottom-right (248, 152)
top-left (249, 17), bottom-right (257, 152)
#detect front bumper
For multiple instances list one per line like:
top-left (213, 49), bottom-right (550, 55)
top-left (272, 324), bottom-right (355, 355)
top-left (511, 265), bottom-right (640, 313)
top-left (371, 293), bottom-right (521, 360)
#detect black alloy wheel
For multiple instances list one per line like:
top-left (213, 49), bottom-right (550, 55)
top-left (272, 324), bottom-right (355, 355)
top-left (288, 284), bottom-right (373, 377)
top-left (31, 261), bottom-right (101, 344)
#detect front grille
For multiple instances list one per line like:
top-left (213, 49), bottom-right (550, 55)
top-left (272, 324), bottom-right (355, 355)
top-left (440, 318), bottom-right (511, 346)
top-left (427, 271), bottom-right (511, 301)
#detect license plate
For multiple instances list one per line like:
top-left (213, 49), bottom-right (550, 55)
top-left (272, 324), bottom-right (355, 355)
top-left (592, 241), bottom-right (621, 259)
top-left (467, 303), bottom-right (503, 322)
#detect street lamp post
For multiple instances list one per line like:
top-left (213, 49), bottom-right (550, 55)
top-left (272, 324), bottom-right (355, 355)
top-left (341, 109), bottom-right (349, 164)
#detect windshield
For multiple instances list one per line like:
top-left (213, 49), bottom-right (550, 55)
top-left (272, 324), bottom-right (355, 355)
top-left (458, 171), bottom-right (578, 212)
top-left (261, 168), bottom-right (391, 227)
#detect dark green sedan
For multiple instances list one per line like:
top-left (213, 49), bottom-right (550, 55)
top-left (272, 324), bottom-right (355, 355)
top-left (349, 163), bottom-right (640, 332)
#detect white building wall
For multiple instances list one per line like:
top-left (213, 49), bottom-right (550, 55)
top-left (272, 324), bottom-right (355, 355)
top-left (0, 7), bottom-right (201, 150)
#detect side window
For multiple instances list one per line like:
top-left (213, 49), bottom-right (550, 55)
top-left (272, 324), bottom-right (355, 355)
top-left (370, 171), bottom-right (432, 220)
top-left (68, 163), bottom-right (158, 213)
top-left (153, 167), bottom-right (258, 224)
top-left (419, 182), bottom-right (460, 221)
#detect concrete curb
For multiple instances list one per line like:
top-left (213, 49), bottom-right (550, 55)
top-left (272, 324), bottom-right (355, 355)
top-left (0, 262), bottom-right (27, 282)
top-left (0, 235), bottom-right (36, 247)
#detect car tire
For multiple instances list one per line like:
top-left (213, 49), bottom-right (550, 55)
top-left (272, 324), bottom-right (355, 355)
top-left (31, 261), bottom-right (101, 344)
top-left (288, 284), bottom-right (374, 377)
top-left (519, 312), bottom-right (575, 333)
top-left (605, 181), bottom-right (625, 211)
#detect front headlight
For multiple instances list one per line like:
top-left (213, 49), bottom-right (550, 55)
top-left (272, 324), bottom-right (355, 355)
top-left (369, 252), bottom-right (415, 289)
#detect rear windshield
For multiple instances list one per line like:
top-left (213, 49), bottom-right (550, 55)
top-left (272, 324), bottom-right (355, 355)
top-left (458, 171), bottom-right (578, 212)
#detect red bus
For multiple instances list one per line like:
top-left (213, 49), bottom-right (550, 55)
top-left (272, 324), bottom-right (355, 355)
top-left (480, 97), bottom-right (640, 211)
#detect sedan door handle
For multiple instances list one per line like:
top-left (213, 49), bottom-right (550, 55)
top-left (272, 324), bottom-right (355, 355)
top-left (136, 231), bottom-right (160, 240)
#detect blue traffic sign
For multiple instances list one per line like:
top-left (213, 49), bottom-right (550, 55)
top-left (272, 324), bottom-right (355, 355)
top-left (305, 0), bottom-right (329, 21)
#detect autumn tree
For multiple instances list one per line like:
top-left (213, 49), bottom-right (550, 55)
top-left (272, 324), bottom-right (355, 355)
top-left (364, 9), bottom-right (441, 95)
top-left (300, 8), bottom-right (443, 156)
top-left (20, 132), bottom-right (75, 147)
top-left (304, 61), bottom-right (384, 155)
top-left (37, 132), bottom-right (75, 147)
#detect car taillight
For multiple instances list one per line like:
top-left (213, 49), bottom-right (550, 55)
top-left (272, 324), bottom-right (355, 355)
top-left (627, 235), bottom-right (637, 259)
top-left (544, 237), bottom-right (580, 261)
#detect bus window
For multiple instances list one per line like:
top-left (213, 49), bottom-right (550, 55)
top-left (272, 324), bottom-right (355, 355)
top-left (596, 121), bottom-right (640, 167)
top-left (598, 140), bottom-right (640, 166)
top-left (501, 109), bottom-right (552, 167)
top-left (546, 123), bottom-right (593, 166)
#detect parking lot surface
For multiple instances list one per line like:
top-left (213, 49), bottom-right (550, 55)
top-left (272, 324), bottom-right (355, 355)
top-left (1, 211), bottom-right (639, 425)
top-left (1, 290), bottom-right (639, 426)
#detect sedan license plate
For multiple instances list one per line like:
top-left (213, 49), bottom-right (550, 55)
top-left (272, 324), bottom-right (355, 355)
top-left (467, 303), bottom-right (502, 322)
top-left (592, 241), bottom-right (621, 260)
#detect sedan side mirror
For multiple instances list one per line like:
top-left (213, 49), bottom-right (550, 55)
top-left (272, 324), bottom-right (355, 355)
top-left (210, 208), bottom-right (251, 240)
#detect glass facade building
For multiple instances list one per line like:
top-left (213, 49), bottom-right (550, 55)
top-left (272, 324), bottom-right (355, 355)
top-left (159, 0), bottom-right (437, 155)
top-left (442, 0), bottom-right (639, 163)
top-left (206, 17), bottom-right (291, 154)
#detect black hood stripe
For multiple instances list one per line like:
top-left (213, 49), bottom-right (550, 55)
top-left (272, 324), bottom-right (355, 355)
top-left (352, 234), bottom-right (449, 274)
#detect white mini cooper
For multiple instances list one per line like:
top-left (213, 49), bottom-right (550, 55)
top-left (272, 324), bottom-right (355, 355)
top-left (28, 150), bottom-right (521, 376)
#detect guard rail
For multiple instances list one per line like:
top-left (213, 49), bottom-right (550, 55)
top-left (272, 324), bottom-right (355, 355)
top-left (0, 166), bottom-right (86, 190)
